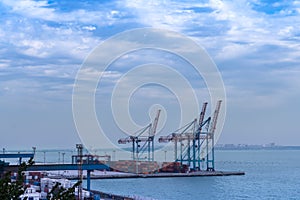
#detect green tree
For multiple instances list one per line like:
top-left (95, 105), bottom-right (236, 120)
top-left (46, 181), bottom-right (81, 200)
top-left (0, 158), bottom-right (34, 200)
top-left (0, 158), bottom-right (81, 200)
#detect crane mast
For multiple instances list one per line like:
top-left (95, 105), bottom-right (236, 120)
top-left (206, 100), bottom-right (222, 171)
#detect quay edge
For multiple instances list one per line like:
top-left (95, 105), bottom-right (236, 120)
top-left (59, 170), bottom-right (245, 180)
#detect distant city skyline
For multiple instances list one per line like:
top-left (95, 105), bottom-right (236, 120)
top-left (1, 0), bottom-right (300, 150)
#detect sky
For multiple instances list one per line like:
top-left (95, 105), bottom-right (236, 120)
top-left (0, 0), bottom-right (300, 150)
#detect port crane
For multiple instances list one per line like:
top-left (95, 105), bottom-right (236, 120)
top-left (118, 110), bottom-right (161, 161)
top-left (158, 101), bottom-right (222, 171)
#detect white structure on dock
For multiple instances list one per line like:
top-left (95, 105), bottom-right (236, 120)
top-left (19, 187), bottom-right (40, 200)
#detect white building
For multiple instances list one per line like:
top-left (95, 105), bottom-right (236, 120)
top-left (19, 187), bottom-right (41, 200)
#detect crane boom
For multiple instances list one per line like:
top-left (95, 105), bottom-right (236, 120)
top-left (209, 100), bottom-right (222, 134)
top-left (118, 137), bottom-right (133, 144)
top-left (198, 102), bottom-right (208, 132)
top-left (151, 109), bottom-right (161, 136)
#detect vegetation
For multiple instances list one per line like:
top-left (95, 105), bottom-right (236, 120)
top-left (46, 181), bottom-right (81, 200)
top-left (0, 158), bottom-right (80, 200)
top-left (0, 158), bottom-right (34, 200)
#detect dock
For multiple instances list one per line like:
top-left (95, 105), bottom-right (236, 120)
top-left (89, 189), bottom-right (134, 200)
top-left (51, 170), bottom-right (245, 180)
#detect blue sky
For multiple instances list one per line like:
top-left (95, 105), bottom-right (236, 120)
top-left (0, 0), bottom-right (300, 149)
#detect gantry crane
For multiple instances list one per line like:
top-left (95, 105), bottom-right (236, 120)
top-left (158, 102), bottom-right (210, 170)
top-left (158, 101), bottom-right (222, 171)
top-left (118, 110), bottom-right (161, 161)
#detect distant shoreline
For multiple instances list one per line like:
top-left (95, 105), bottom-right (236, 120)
top-left (3, 145), bottom-right (300, 153)
top-left (215, 145), bottom-right (300, 150)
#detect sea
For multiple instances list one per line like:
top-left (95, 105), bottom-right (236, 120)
top-left (10, 149), bottom-right (300, 199)
top-left (89, 150), bottom-right (300, 200)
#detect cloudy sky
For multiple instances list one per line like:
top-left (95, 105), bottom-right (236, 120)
top-left (0, 0), bottom-right (300, 150)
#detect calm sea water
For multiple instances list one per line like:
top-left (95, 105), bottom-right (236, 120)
top-left (23, 149), bottom-right (300, 199)
top-left (88, 150), bottom-right (300, 200)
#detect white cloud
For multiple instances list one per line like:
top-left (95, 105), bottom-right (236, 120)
top-left (0, 59), bottom-right (10, 69)
top-left (124, 0), bottom-right (207, 30)
top-left (2, 0), bottom-right (56, 20)
top-left (82, 26), bottom-right (97, 31)
top-left (122, 0), bottom-right (300, 68)
top-left (1, 0), bottom-right (124, 27)
top-left (0, 63), bottom-right (8, 68)
top-left (278, 26), bottom-right (294, 37)
top-left (23, 64), bottom-right (77, 79)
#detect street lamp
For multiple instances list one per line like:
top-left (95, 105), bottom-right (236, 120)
top-left (43, 151), bottom-right (46, 164)
top-left (62, 152), bottom-right (65, 164)
top-left (164, 150), bottom-right (167, 161)
top-left (32, 147), bottom-right (36, 162)
top-left (113, 150), bottom-right (116, 161)
top-left (32, 147), bottom-right (36, 155)
top-left (2, 148), bottom-right (5, 162)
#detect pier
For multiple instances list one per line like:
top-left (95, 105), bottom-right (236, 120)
top-left (3, 163), bottom-right (109, 191)
top-left (0, 153), bottom-right (34, 164)
top-left (2, 163), bottom-right (245, 191)
top-left (63, 170), bottom-right (245, 180)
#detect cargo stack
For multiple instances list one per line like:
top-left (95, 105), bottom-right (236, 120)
top-left (11, 171), bottom-right (45, 191)
top-left (109, 160), bottom-right (159, 174)
top-left (159, 162), bottom-right (189, 173)
top-left (27, 171), bottom-right (45, 189)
